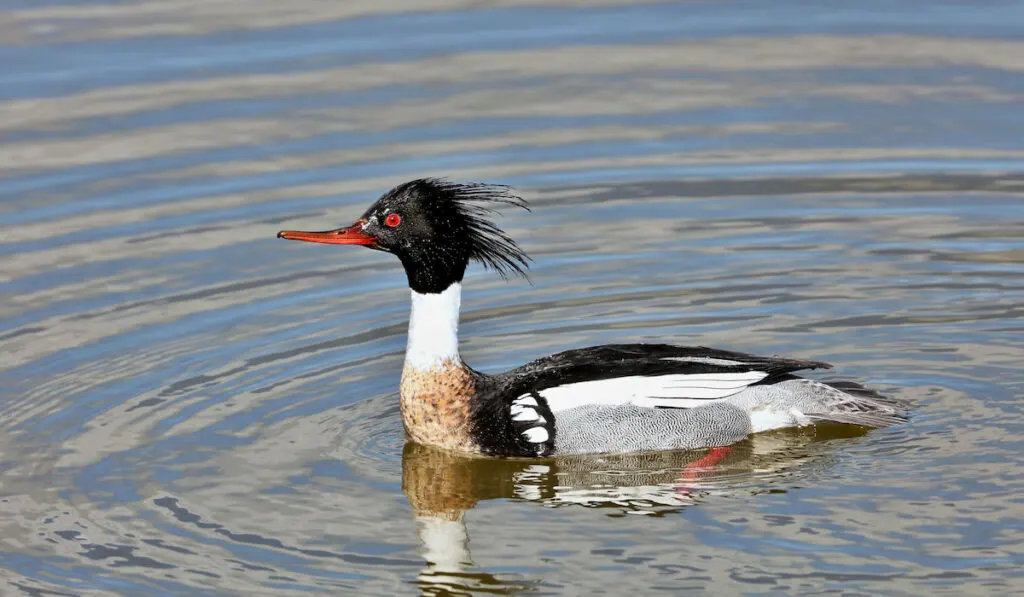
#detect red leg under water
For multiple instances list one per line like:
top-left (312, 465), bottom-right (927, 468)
top-left (685, 446), bottom-right (733, 472)
top-left (676, 446), bottom-right (733, 495)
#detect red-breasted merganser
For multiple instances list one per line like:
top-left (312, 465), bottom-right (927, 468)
top-left (278, 178), bottom-right (906, 457)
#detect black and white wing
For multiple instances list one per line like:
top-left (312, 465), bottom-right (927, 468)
top-left (499, 344), bottom-right (831, 413)
top-left (471, 344), bottom-right (832, 457)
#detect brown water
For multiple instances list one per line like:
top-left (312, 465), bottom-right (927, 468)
top-left (2, 1), bottom-right (1024, 595)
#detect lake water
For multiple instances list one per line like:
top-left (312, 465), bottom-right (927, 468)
top-left (2, 1), bottom-right (1024, 595)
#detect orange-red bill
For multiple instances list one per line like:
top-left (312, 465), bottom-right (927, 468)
top-left (277, 221), bottom-right (377, 246)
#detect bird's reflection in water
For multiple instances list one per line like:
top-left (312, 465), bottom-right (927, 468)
top-left (402, 425), bottom-right (870, 595)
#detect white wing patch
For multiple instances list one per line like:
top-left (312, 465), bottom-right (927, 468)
top-left (661, 356), bottom-right (747, 366)
top-left (540, 371), bottom-right (768, 412)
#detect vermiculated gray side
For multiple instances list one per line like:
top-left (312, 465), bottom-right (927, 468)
top-left (553, 402), bottom-right (752, 455)
top-left (551, 378), bottom-right (906, 455)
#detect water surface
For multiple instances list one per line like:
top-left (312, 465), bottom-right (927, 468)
top-left (2, 1), bottom-right (1023, 595)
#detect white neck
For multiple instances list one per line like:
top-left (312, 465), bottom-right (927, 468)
top-left (406, 282), bottom-right (462, 370)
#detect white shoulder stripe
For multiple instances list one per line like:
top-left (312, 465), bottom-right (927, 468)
top-left (541, 371), bottom-right (767, 412)
top-left (514, 395), bottom-right (538, 407)
top-left (522, 427), bottom-right (549, 443)
top-left (511, 406), bottom-right (545, 422)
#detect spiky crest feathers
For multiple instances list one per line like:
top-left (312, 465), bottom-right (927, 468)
top-left (387, 178), bottom-right (533, 280)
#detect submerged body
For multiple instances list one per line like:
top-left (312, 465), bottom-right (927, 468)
top-left (279, 178), bottom-right (906, 457)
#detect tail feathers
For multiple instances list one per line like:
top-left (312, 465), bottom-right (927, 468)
top-left (805, 410), bottom-right (907, 428)
top-left (805, 380), bottom-right (908, 428)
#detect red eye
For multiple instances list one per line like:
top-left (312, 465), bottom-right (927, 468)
top-left (384, 213), bottom-right (401, 227)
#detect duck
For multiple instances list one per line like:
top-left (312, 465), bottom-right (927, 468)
top-left (278, 178), bottom-right (906, 457)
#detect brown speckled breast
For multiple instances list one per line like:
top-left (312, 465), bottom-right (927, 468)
top-left (400, 359), bottom-right (480, 453)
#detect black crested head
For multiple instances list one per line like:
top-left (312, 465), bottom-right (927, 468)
top-left (361, 178), bottom-right (531, 293)
top-left (278, 178), bottom-right (532, 293)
